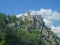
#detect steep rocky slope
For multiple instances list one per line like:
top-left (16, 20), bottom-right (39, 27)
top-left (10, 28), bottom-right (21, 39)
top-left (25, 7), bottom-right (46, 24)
top-left (16, 11), bottom-right (60, 45)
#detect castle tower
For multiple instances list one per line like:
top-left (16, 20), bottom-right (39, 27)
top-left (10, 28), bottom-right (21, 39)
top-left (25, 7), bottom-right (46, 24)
top-left (27, 11), bottom-right (33, 21)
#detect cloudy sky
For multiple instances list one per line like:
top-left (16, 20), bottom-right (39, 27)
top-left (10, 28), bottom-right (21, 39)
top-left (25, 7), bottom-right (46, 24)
top-left (0, 0), bottom-right (60, 37)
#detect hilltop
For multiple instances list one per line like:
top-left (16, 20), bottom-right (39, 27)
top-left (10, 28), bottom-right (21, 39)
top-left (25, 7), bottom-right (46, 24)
top-left (0, 12), bottom-right (60, 45)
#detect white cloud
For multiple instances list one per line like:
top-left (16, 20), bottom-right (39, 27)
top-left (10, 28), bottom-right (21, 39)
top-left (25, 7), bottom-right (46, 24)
top-left (16, 14), bottom-right (23, 18)
top-left (43, 18), bottom-right (53, 27)
top-left (54, 27), bottom-right (60, 33)
top-left (39, 9), bottom-right (53, 16)
top-left (51, 26), bottom-right (60, 38)
top-left (47, 11), bottom-right (60, 21)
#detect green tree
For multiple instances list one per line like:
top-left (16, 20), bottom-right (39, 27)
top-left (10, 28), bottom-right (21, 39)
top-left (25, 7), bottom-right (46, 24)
top-left (0, 13), bottom-right (6, 28)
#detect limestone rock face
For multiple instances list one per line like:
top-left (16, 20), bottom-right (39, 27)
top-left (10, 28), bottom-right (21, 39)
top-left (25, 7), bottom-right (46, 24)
top-left (15, 11), bottom-right (60, 45)
top-left (17, 11), bottom-right (45, 30)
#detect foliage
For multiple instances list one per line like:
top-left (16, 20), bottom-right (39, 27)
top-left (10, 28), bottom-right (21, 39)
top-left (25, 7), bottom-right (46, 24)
top-left (0, 13), bottom-right (60, 45)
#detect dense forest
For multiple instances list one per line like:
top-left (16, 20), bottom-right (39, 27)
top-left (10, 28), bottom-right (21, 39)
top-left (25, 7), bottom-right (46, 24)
top-left (0, 12), bottom-right (60, 45)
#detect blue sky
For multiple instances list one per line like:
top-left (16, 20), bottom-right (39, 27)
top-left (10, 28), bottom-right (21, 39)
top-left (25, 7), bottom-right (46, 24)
top-left (0, 0), bottom-right (60, 15)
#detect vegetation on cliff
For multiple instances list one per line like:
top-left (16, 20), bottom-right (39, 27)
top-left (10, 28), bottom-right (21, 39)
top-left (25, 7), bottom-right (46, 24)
top-left (0, 13), bottom-right (60, 45)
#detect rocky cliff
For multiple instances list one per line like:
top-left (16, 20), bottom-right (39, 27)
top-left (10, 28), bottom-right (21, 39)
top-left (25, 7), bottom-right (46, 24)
top-left (16, 11), bottom-right (60, 45)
